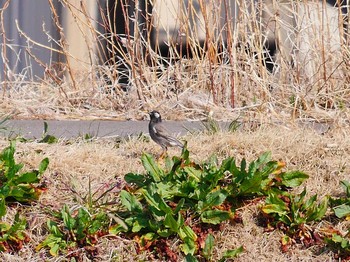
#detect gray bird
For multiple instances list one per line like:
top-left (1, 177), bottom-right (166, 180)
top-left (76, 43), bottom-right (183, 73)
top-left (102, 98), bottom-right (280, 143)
top-left (148, 111), bottom-right (184, 157)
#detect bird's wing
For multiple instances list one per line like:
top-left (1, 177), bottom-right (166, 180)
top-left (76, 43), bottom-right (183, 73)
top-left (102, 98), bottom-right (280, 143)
top-left (153, 123), bottom-right (170, 136)
top-left (154, 124), bottom-right (184, 148)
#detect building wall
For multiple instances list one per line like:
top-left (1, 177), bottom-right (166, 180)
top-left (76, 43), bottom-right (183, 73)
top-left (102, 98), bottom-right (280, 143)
top-left (0, 0), bottom-right (347, 83)
top-left (0, 0), bottom-right (102, 82)
top-left (0, 0), bottom-right (59, 81)
top-left (62, 0), bottom-right (101, 74)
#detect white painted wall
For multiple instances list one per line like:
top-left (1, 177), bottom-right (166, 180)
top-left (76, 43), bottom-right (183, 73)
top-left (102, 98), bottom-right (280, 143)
top-left (261, 0), bottom-right (343, 84)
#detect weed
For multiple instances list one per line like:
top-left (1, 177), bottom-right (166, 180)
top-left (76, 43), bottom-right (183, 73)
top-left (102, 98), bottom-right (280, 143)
top-left (324, 232), bottom-right (350, 259)
top-left (0, 141), bottom-right (49, 252)
top-left (0, 115), bottom-right (10, 135)
top-left (0, 212), bottom-right (29, 252)
top-left (330, 180), bottom-right (350, 219)
top-left (0, 141), bottom-right (49, 213)
top-left (37, 205), bottom-right (109, 257)
top-left (112, 148), bottom-right (307, 259)
top-left (38, 122), bottom-right (58, 144)
top-left (79, 132), bottom-right (95, 142)
top-left (201, 115), bottom-right (221, 134)
top-left (261, 189), bottom-right (328, 251)
top-left (201, 114), bottom-right (241, 134)
top-left (324, 181), bottom-right (350, 259)
top-left (228, 117), bottom-right (241, 133)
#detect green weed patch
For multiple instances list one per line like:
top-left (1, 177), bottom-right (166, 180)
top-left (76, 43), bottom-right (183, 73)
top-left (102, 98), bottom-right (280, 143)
top-left (111, 148), bottom-right (308, 260)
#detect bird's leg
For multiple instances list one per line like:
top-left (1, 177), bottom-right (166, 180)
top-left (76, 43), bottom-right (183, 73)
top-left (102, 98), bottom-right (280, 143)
top-left (158, 147), bottom-right (168, 160)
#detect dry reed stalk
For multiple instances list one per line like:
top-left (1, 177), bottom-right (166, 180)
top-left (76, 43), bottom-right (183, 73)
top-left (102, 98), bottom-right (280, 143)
top-left (0, 0), bottom-right (10, 96)
top-left (0, 0), bottom-right (348, 121)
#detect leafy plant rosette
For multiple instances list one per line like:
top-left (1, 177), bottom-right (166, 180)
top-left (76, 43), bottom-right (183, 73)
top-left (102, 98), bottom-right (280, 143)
top-left (0, 141), bottom-right (49, 251)
top-left (261, 189), bottom-right (328, 252)
top-left (36, 205), bottom-right (110, 257)
top-left (111, 147), bottom-right (309, 260)
top-left (323, 180), bottom-right (350, 259)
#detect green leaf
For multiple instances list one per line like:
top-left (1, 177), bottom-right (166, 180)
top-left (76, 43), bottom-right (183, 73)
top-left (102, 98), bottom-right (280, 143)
top-left (333, 204), bottom-right (350, 218)
top-left (109, 223), bottom-right (128, 234)
top-left (2, 142), bottom-right (16, 170)
top-left (37, 233), bottom-right (66, 255)
top-left (47, 220), bottom-right (63, 237)
top-left (14, 172), bottom-right (40, 184)
top-left (177, 213), bottom-right (185, 228)
top-left (155, 181), bottom-right (181, 199)
top-left (239, 174), bottom-right (263, 196)
top-left (11, 212), bottom-right (26, 233)
top-left (280, 171), bottom-right (309, 187)
top-left (76, 208), bottom-right (89, 240)
top-left (39, 134), bottom-right (58, 144)
top-left (43, 121), bottom-right (49, 134)
top-left (179, 225), bottom-right (197, 242)
top-left (185, 254), bottom-right (198, 262)
top-left (0, 195), bottom-right (6, 217)
top-left (124, 173), bottom-right (146, 187)
top-left (340, 180), bottom-right (350, 197)
top-left (61, 205), bottom-right (75, 231)
top-left (7, 186), bottom-right (26, 199)
top-left (142, 189), bottom-right (171, 214)
top-left (200, 210), bottom-right (231, 224)
top-left (221, 245), bottom-right (244, 259)
top-left (259, 161), bottom-right (279, 178)
top-left (132, 218), bottom-right (150, 233)
top-left (124, 214), bottom-right (150, 232)
top-left (220, 157), bottom-right (237, 173)
top-left (326, 233), bottom-right (350, 250)
top-left (332, 233), bottom-right (344, 243)
top-left (184, 166), bottom-right (202, 181)
top-left (306, 196), bottom-right (328, 222)
top-left (141, 153), bottom-right (163, 182)
top-left (89, 213), bottom-right (108, 234)
top-left (156, 228), bottom-right (172, 237)
top-left (141, 232), bottom-right (157, 242)
top-left (0, 222), bottom-right (10, 232)
top-left (140, 232), bottom-right (158, 246)
top-left (181, 237), bottom-right (196, 255)
top-left (256, 152), bottom-right (272, 166)
top-left (262, 192), bottom-right (289, 215)
top-left (181, 144), bottom-right (190, 160)
top-left (164, 213), bottom-right (179, 232)
top-left (315, 197), bottom-right (329, 220)
top-left (120, 190), bottom-right (143, 213)
top-left (281, 235), bottom-right (291, 246)
top-left (202, 234), bottom-right (214, 259)
top-left (262, 204), bottom-right (288, 215)
top-left (198, 189), bottom-right (228, 211)
top-left (173, 198), bottom-right (185, 214)
top-left (303, 194), bottom-right (317, 211)
top-left (39, 158), bottom-right (49, 174)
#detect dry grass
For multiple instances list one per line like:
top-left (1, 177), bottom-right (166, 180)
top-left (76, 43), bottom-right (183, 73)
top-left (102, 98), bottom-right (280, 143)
top-left (0, 123), bottom-right (349, 261)
top-left (1, 0), bottom-right (349, 122)
top-left (1, 0), bottom-right (350, 260)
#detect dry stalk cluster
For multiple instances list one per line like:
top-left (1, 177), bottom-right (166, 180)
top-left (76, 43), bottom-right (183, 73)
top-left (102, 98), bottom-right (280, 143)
top-left (0, 0), bottom-right (349, 121)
